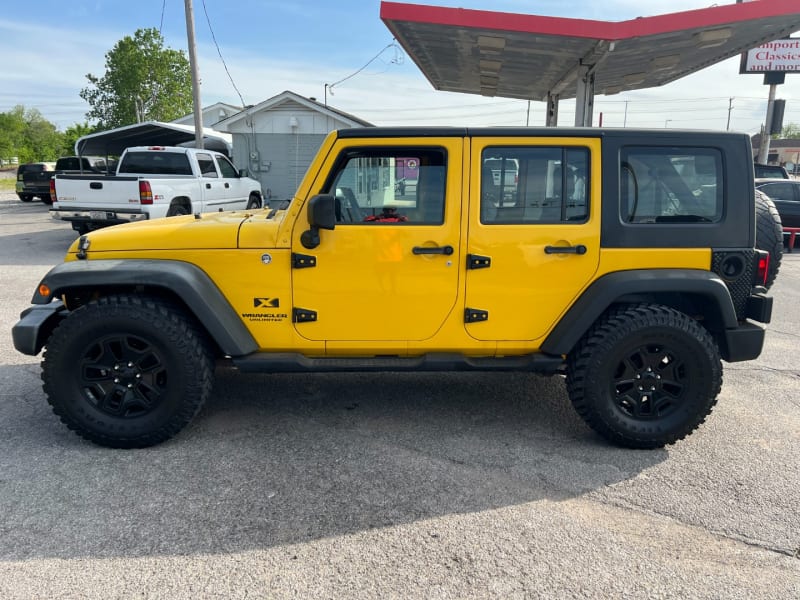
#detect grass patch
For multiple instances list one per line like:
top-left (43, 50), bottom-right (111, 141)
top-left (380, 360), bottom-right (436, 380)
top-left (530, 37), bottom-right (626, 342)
top-left (0, 178), bottom-right (17, 192)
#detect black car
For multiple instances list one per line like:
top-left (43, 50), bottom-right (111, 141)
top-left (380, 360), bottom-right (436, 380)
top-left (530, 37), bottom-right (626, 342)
top-left (755, 178), bottom-right (800, 228)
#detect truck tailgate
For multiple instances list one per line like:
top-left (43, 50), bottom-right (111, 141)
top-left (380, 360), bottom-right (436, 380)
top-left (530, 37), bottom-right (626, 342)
top-left (53, 175), bottom-right (141, 210)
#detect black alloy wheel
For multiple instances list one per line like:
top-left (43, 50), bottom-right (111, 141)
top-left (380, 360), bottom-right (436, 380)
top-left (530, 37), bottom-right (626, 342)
top-left (566, 304), bottom-right (722, 449)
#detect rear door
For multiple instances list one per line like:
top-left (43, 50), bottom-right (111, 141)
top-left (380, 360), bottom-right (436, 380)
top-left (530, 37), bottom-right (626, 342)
top-left (465, 136), bottom-right (601, 342)
top-left (196, 152), bottom-right (227, 210)
top-left (215, 154), bottom-right (249, 209)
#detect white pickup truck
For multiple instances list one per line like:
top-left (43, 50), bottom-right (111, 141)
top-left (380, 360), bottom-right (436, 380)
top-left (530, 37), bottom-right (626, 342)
top-left (50, 146), bottom-right (263, 234)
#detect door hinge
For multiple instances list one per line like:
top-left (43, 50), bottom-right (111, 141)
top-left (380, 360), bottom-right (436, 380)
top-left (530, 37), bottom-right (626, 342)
top-left (292, 253), bottom-right (317, 269)
top-left (464, 308), bottom-right (489, 323)
top-left (293, 308), bottom-right (318, 323)
top-left (467, 254), bottom-right (491, 269)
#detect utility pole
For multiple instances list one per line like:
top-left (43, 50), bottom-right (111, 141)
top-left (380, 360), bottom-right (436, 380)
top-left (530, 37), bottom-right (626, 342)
top-left (726, 97), bottom-right (733, 130)
top-left (184, 0), bottom-right (204, 149)
top-left (757, 83), bottom-right (777, 163)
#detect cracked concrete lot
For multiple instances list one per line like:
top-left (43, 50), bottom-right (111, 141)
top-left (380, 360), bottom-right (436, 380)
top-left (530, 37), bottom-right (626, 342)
top-left (0, 192), bottom-right (798, 598)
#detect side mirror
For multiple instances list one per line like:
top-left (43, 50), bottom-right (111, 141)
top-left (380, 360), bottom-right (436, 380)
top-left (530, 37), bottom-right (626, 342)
top-left (238, 168), bottom-right (249, 178)
top-left (301, 194), bottom-right (336, 249)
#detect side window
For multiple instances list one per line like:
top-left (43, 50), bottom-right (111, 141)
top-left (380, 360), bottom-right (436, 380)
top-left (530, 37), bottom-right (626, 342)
top-left (324, 147), bottom-right (446, 225)
top-left (481, 146), bottom-right (590, 224)
top-left (197, 153), bottom-right (218, 178)
top-left (216, 155), bottom-right (238, 178)
top-left (757, 182), bottom-right (794, 202)
top-left (621, 147), bottom-right (723, 223)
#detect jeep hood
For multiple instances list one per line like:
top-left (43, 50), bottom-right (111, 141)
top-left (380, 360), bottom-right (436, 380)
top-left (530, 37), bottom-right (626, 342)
top-left (67, 210), bottom-right (286, 255)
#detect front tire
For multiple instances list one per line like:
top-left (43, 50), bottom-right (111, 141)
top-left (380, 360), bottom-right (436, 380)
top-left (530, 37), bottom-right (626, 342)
top-left (566, 304), bottom-right (722, 449)
top-left (246, 193), bottom-right (262, 209)
top-left (42, 295), bottom-right (215, 448)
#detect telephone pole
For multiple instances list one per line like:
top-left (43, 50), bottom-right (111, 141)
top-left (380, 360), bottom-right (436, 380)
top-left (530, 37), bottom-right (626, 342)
top-left (184, 0), bottom-right (204, 149)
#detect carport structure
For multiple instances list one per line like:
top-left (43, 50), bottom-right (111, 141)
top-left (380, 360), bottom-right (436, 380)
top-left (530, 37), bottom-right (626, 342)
top-left (380, 0), bottom-right (800, 126)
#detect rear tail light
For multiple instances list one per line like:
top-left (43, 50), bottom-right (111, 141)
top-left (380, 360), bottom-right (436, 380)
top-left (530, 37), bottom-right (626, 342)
top-left (139, 180), bottom-right (153, 205)
top-left (49, 178), bottom-right (56, 200)
top-left (755, 250), bottom-right (770, 287)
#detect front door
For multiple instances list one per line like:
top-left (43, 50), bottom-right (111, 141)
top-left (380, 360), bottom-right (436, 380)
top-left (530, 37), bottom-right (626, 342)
top-left (291, 138), bottom-right (463, 343)
top-left (465, 137), bottom-right (601, 342)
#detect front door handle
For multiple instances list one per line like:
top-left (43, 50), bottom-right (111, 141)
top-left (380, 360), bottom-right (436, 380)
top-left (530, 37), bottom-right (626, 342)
top-left (206, 183), bottom-right (211, 189)
top-left (412, 245), bottom-right (454, 255)
top-left (224, 183), bottom-right (230, 188)
top-left (544, 244), bottom-right (587, 255)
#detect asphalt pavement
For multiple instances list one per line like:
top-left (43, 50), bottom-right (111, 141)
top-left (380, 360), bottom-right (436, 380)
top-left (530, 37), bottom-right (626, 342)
top-left (0, 192), bottom-right (798, 599)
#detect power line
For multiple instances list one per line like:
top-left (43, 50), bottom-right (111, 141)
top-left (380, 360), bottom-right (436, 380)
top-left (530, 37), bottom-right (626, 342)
top-left (326, 42), bottom-right (404, 103)
top-left (159, 0), bottom-right (166, 33)
top-left (201, 0), bottom-right (246, 107)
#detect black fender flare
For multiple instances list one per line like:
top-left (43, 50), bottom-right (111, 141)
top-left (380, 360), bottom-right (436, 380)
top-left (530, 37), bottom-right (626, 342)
top-left (32, 259), bottom-right (258, 357)
top-left (540, 269), bottom-right (737, 356)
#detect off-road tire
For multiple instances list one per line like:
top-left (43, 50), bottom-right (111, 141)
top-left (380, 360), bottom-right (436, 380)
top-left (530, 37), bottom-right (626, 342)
top-left (566, 304), bottom-right (722, 449)
top-left (41, 295), bottom-right (215, 448)
top-left (755, 190), bottom-right (782, 289)
top-left (246, 193), bottom-right (262, 209)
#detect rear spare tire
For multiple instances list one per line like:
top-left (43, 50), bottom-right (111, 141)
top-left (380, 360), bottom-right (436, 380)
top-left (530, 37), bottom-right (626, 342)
top-left (755, 189), bottom-right (782, 289)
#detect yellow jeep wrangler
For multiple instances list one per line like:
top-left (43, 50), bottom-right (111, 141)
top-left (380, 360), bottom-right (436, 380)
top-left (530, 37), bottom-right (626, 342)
top-left (12, 127), bottom-right (778, 449)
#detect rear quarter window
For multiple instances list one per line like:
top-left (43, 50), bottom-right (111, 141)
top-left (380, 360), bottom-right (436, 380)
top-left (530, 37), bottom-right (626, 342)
top-left (621, 147), bottom-right (723, 224)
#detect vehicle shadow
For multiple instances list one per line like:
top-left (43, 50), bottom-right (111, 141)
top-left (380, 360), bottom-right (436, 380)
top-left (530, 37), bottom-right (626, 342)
top-left (0, 364), bottom-right (666, 561)
top-left (0, 228), bottom-right (77, 266)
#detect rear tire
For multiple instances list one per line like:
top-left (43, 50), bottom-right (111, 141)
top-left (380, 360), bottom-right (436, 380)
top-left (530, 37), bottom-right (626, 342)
top-left (18, 194), bottom-right (33, 202)
top-left (755, 190), bottom-right (782, 289)
top-left (42, 295), bottom-right (215, 448)
top-left (40, 194), bottom-right (53, 205)
top-left (566, 304), bottom-right (722, 449)
top-left (167, 204), bottom-right (190, 216)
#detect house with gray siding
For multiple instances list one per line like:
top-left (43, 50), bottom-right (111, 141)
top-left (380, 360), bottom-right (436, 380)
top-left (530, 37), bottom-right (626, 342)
top-left (213, 90), bottom-right (372, 203)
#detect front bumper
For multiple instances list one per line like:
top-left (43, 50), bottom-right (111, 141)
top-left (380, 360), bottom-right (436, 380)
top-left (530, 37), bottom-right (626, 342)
top-left (12, 302), bottom-right (67, 356)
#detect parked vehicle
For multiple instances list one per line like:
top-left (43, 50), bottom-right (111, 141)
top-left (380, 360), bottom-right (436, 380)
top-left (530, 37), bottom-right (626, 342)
top-left (16, 162), bottom-right (55, 203)
top-left (755, 178), bottom-right (800, 227)
top-left (14, 127), bottom-right (774, 450)
top-left (49, 146), bottom-right (263, 234)
top-left (16, 157), bottom-right (107, 204)
top-left (754, 163), bottom-right (789, 179)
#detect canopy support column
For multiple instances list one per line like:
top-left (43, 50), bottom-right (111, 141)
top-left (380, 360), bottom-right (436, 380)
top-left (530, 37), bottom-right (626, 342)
top-left (574, 65), bottom-right (595, 127)
top-left (546, 92), bottom-right (559, 126)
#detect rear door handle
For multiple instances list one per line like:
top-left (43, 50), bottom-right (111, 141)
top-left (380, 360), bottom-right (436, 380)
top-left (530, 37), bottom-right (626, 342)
top-left (544, 244), bottom-right (587, 255)
top-left (224, 182), bottom-right (230, 189)
top-left (412, 245), bottom-right (454, 255)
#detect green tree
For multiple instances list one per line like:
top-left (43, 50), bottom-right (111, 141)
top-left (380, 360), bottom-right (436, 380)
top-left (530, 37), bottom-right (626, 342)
top-left (80, 28), bottom-right (192, 128)
top-left (0, 105), bottom-right (63, 162)
top-left (772, 122), bottom-right (800, 140)
top-left (60, 122), bottom-right (99, 156)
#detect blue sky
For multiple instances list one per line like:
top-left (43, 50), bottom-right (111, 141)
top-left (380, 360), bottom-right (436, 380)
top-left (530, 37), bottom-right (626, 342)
top-left (0, 0), bottom-right (798, 133)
